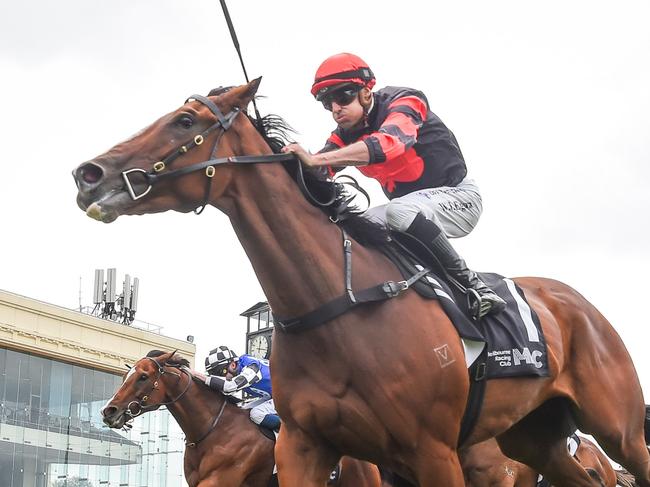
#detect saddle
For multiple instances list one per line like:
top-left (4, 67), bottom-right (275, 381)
top-left (383, 231), bottom-right (482, 318)
top-left (381, 233), bottom-right (548, 380)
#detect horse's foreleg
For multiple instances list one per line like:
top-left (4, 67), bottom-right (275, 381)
top-left (413, 440), bottom-right (465, 487)
top-left (275, 425), bottom-right (339, 487)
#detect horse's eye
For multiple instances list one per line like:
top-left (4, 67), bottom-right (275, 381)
top-left (177, 116), bottom-right (194, 128)
top-left (139, 374), bottom-right (148, 381)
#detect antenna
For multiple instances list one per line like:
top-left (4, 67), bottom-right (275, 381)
top-left (123, 274), bottom-right (132, 311)
top-left (131, 278), bottom-right (139, 312)
top-left (106, 268), bottom-right (117, 303)
top-left (86, 268), bottom-right (140, 325)
top-left (93, 269), bottom-right (104, 304)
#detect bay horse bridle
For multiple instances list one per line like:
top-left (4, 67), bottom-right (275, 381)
top-left (125, 356), bottom-right (228, 449)
top-left (124, 356), bottom-right (193, 418)
top-left (119, 89), bottom-right (364, 216)
top-left (121, 91), bottom-right (297, 213)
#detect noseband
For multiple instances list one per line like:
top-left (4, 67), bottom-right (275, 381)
top-left (125, 357), bottom-right (192, 418)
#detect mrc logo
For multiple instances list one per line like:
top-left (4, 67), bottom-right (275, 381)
top-left (512, 347), bottom-right (543, 368)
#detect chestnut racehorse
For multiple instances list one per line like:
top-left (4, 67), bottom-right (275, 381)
top-left (100, 350), bottom-right (381, 487)
top-left (460, 436), bottom-right (635, 487)
top-left (75, 80), bottom-right (650, 487)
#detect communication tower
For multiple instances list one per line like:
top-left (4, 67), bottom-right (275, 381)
top-left (91, 268), bottom-right (140, 325)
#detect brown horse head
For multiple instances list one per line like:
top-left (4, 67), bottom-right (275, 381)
top-left (101, 349), bottom-right (189, 428)
top-left (74, 79), bottom-right (265, 223)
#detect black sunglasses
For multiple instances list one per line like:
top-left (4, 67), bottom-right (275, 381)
top-left (321, 86), bottom-right (361, 111)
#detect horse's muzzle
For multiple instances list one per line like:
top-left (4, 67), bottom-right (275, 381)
top-left (101, 404), bottom-right (126, 428)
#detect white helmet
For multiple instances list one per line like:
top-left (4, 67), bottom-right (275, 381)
top-left (205, 346), bottom-right (238, 375)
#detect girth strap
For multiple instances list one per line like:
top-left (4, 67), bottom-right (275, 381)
top-left (457, 343), bottom-right (488, 447)
top-left (274, 231), bottom-right (430, 333)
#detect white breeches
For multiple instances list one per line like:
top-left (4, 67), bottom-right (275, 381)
top-left (249, 398), bottom-right (277, 425)
top-left (364, 178), bottom-right (483, 238)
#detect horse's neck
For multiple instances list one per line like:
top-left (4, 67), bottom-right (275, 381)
top-left (219, 161), bottom-right (349, 318)
top-left (165, 378), bottom-right (229, 442)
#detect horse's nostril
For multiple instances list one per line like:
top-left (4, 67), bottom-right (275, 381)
top-left (79, 163), bottom-right (104, 184)
top-left (102, 406), bottom-right (117, 418)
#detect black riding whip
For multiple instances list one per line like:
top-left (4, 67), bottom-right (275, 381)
top-left (218, 0), bottom-right (263, 126)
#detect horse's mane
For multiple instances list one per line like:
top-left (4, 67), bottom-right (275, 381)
top-left (251, 110), bottom-right (389, 248)
top-left (206, 86), bottom-right (388, 247)
top-left (146, 349), bottom-right (190, 368)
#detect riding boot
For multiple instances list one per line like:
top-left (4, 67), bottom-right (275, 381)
top-left (259, 413), bottom-right (281, 431)
top-left (405, 213), bottom-right (506, 319)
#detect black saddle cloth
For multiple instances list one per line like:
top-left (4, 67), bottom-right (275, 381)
top-left (382, 235), bottom-right (549, 379)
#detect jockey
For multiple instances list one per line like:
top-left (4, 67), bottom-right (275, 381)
top-left (192, 346), bottom-right (280, 431)
top-left (282, 52), bottom-right (505, 318)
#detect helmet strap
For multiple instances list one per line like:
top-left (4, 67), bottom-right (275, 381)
top-left (361, 90), bottom-right (374, 128)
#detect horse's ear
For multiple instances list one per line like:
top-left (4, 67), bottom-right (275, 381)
top-left (162, 349), bottom-right (178, 365)
top-left (229, 77), bottom-right (262, 109)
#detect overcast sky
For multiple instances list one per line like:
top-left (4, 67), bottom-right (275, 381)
top-left (0, 0), bottom-right (648, 401)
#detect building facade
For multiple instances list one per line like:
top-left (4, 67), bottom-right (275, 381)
top-left (0, 289), bottom-right (195, 487)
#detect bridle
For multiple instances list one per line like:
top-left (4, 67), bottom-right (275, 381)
top-left (121, 91), bottom-right (296, 214)
top-left (119, 90), bottom-right (364, 216)
top-left (124, 357), bottom-right (192, 418)
top-left (124, 356), bottom-right (228, 449)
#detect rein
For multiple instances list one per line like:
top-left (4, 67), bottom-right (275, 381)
top-left (121, 93), bottom-right (337, 214)
top-left (185, 397), bottom-right (227, 449)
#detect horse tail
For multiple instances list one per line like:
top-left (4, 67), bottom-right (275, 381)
top-left (614, 467), bottom-right (636, 487)
top-left (644, 404), bottom-right (650, 445)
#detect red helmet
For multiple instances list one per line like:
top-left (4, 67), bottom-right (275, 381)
top-left (311, 53), bottom-right (376, 100)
